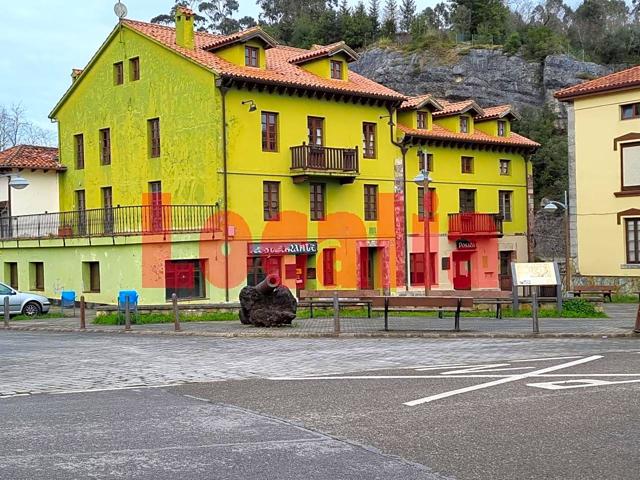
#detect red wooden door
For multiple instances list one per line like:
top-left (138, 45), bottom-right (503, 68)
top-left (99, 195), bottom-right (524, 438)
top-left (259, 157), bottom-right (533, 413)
top-left (296, 255), bottom-right (307, 292)
top-left (359, 248), bottom-right (369, 289)
top-left (452, 252), bottom-right (472, 290)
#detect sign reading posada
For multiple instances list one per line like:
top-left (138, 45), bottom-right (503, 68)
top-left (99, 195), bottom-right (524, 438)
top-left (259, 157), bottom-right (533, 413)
top-left (248, 241), bottom-right (318, 256)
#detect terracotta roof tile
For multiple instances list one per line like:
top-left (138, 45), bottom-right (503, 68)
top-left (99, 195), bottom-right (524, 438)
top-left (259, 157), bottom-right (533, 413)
top-left (288, 41), bottom-right (358, 64)
top-left (399, 94), bottom-right (443, 111)
top-left (475, 104), bottom-right (519, 121)
top-left (398, 123), bottom-right (539, 149)
top-left (0, 145), bottom-right (64, 171)
top-left (202, 26), bottom-right (277, 51)
top-left (122, 20), bottom-right (404, 101)
top-left (433, 99), bottom-right (485, 117)
top-left (555, 65), bottom-right (640, 100)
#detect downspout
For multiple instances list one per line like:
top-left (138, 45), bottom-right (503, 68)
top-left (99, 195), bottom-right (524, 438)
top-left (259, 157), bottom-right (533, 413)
top-left (386, 104), bottom-right (410, 291)
top-left (216, 78), bottom-right (230, 302)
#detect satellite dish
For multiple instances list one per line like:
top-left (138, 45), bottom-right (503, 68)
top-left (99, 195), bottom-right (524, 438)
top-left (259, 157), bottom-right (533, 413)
top-left (114, 1), bottom-right (128, 19)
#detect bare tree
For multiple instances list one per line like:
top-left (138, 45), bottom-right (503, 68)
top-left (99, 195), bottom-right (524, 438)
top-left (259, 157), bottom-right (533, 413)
top-left (0, 104), bottom-right (55, 152)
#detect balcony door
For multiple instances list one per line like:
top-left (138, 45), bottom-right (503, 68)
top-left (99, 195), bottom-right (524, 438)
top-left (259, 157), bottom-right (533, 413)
top-left (307, 116), bottom-right (325, 168)
top-left (102, 187), bottom-right (113, 234)
top-left (76, 190), bottom-right (87, 236)
top-left (149, 181), bottom-right (163, 232)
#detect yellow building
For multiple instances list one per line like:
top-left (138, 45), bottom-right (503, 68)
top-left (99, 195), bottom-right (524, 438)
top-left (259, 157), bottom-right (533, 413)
top-left (556, 66), bottom-right (640, 292)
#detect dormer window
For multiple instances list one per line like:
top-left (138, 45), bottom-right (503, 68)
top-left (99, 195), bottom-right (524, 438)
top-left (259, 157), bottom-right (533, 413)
top-left (497, 120), bottom-right (507, 137)
top-left (245, 46), bottom-right (259, 67)
top-left (417, 112), bottom-right (428, 129)
top-left (330, 60), bottom-right (343, 80)
top-left (460, 116), bottom-right (469, 133)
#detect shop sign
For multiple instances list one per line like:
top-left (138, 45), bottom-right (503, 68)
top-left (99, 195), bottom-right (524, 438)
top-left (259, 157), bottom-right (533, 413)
top-left (456, 239), bottom-right (476, 250)
top-left (248, 241), bottom-right (318, 256)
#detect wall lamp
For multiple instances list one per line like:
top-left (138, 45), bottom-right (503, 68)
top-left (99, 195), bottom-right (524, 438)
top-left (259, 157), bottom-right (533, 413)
top-left (379, 114), bottom-right (395, 126)
top-left (242, 100), bottom-right (257, 112)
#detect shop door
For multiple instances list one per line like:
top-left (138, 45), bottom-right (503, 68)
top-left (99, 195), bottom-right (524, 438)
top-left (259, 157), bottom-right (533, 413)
top-left (499, 251), bottom-right (513, 291)
top-left (295, 255), bottom-right (307, 294)
top-left (359, 248), bottom-right (376, 290)
top-left (452, 252), bottom-right (472, 290)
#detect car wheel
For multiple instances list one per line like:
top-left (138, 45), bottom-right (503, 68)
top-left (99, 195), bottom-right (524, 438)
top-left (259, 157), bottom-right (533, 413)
top-left (22, 302), bottom-right (41, 317)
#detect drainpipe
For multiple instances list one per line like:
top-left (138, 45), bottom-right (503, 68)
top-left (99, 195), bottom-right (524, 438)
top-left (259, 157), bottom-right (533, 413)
top-left (386, 104), bottom-right (410, 291)
top-left (216, 77), bottom-right (230, 302)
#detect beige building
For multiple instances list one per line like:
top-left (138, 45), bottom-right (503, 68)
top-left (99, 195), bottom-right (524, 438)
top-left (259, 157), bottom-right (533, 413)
top-left (556, 65), bottom-right (640, 292)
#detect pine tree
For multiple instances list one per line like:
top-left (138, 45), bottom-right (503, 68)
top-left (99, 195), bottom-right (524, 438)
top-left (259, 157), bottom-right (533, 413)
top-left (382, 0), bottom-right (398, 38)
top-left (399, 0), bottom-right (416, 32)
top-left (368, 0), bottom-right (381, 36)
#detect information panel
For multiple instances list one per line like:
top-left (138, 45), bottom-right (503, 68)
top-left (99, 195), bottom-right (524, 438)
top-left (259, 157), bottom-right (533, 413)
top-left (512, 262), bottom-right (559, 287)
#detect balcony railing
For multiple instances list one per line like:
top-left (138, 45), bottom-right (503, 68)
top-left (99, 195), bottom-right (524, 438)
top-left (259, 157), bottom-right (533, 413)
top-left (0, 204), bottom-right (221, 241)
top-left (448, 213), bottom-right (503, 238)
top-left (291, 144), bottom-right (359, 174)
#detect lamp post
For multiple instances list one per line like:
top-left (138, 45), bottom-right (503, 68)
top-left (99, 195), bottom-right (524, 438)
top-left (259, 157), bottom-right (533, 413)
top-left (0, 173), bottom-right (30, 237)
top-left (543, 190), bottom-right (571, 292)
top-left (413, 169), bottom-right (433, 296)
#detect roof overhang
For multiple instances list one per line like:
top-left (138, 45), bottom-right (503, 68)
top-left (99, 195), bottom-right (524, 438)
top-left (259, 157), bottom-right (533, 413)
top-left (399, 96), bottom-right (444, 112)
top-left (203, 27), bottom-right (278, 52)
top-left (289, 42), bottom-right (359, 65)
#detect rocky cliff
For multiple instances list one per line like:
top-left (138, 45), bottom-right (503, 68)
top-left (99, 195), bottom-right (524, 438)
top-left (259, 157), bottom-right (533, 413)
top-left (352, 47), bottom-right (619, 121)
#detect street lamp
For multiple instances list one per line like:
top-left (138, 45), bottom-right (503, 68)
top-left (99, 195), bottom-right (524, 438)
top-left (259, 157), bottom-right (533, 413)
top-left (413, 169), bottom-right (433, 296)
top-left (542, 190), bottom-right (571, 292)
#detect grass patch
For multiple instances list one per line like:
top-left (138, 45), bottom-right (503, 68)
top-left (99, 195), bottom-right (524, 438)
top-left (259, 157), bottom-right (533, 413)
top-left (11, 313), bottom-right (67, 321)
top-left (93, 311), bottom-right (237, 325)
top-left (612, 294), bottom-right (638, 304)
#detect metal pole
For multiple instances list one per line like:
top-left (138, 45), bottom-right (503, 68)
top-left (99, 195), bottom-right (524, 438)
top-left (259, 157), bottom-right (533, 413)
top-left (532, 288), bottom-right (539, 334)
top-left (423, 173), bottom-right (431, 296)
top-left (333, 291), bottom-right (340, 334)
top-left (124, 297), bottom-right (131, 331)
top-left (564, 190), bottom-right (572, 293)
top-left (3, 296), bottom-right (9, 328)
top-left (80, 296), bottom-right (86, 330)
top-left (172, 293), bottom-right (181, 332)
top-left (634, 304), bottom-right (640, 334)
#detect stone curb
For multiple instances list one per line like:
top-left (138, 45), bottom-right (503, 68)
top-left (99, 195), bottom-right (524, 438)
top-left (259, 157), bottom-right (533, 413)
top-left (3, 325), bottom-right (639, 339)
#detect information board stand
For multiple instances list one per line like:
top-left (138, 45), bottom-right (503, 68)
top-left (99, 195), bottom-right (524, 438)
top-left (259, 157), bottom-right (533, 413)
top-left (510, 262), bottom-right (561, 333)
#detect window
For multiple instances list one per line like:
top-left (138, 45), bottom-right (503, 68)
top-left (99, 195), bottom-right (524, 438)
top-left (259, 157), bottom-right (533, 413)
top-left (4, 262), bottom-right (18, 290)
top-left (114, 62), bottom-right (124, 85)
top-left (76, 190), bottom-right (87, 235)
top-left (499, 190), bottom-right (513, 222)
top-left (263, 181), bottom-right (280, 221)
top-left (460, 116), bottom-right (469, 133)
top-left (621, 103), bottom-right (640, 120)
top-left (247, 256), bottom-right (281, 287)
top-left (130, 57), bottom-right (140, 81)
top-left (621, 143), bottom-right (640, 191)
top-left (261, 112), bottom-right (278, 152)
top-left (330, 60), bottom-right (343, 80)
top-left (499, 159), bottom-right (511, 175)
top-left (410, 253), bottom-right (436, 286)
top-left (165, 259), bottom-right (206, 300)
top-left (459, 189), bottom-right (476, 213)
top-left (148, 118), bottom-right (161, 158)
top-left (417, 111), bottom-right (428, 129)
top-left (497, 120), bottom-right (507, 137)
top-left (418, 152), bottom-right (433, 172)
top-left (626, 219), bottom-right (640, 264)
top-left (102, 187), bottom-right (114, 234)
top-left (30, 262), bottom-right (44, 291)
top-left (99, 128), bottom-right (111, 165)
top-left (245, 46), bottom-right (259, 67)
top-left (362, 123), bottom-right (376, 158)
top-left (418, 187), bottom-right (436, 221)
top-left (308, 117), bottom-right (324, 146)
top-left (83, 262), bottom-right (101, 293)
top-left (323, 249), bottom-right (336, 286)
top-left (310, 183), bottom-right (326, 221)
top-left (74, 134), bottom-right (84, 170)
top-left (364, 185), bottom-right (378, 221)
top-left (461, 156), bottom-right (474, 174)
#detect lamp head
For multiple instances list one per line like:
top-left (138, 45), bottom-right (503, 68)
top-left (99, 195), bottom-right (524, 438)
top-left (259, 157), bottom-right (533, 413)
top-left (242, 100), bottom-right (257, 112)
top-left (413, 170), bottom-right (432, 186)
top-left (543, 203), bottom-right (558, 212)
top-left (8, 175), bottom-right (29, 190)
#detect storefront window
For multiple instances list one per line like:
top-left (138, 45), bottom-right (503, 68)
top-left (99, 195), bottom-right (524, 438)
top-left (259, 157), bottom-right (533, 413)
top-left (247, 256), bottom-right (282, 286)
top-left (165, 259), bottom-right (205, 300)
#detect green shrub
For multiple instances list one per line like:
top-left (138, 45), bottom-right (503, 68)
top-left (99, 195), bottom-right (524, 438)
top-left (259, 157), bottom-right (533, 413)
top-left (561, 299), bottom-right (602, 317)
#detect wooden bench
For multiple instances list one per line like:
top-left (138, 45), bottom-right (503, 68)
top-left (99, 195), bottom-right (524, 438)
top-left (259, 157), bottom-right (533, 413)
top-left (298, 290), bottom-right (380, 318)
top-left (371, 296), bottom-right (474, 332)
top-left (571, 286), bottom-right (616, 302)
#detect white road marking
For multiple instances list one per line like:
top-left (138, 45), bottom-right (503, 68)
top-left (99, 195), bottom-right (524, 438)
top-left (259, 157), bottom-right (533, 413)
top-left (527, 379), bottom-right (640, 390)
top-left (403, 355), bottom-right (603, 407)
top-left (440, 364), bottom-right (535, 375)
top-left (512, 356), bottom-right (585, 363)
top-left (414, 364), bottom-right (469, 371)
top-left (269, 375), bottom-right (515, 380)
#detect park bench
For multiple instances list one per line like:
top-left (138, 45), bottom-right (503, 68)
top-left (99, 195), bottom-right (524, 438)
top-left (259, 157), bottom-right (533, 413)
top-left (571, 285), bottom-right (616, 302)
top-left (371, 296), bottom-right (474, 332)
top-left (298, 290), bottom-right (380, 318)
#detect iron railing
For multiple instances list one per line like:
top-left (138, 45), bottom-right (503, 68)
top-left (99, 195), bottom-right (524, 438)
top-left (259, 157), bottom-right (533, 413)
top-left (0, 204), bottom-right (220, 240)
top-left (291, 143), bottom-right (359, 173)
top-left (448, 213), bottom-right (503, 238)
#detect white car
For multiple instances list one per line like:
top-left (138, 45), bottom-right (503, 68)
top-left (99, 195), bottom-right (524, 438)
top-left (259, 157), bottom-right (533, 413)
top-left (0, 282), bottom-right (51, 317)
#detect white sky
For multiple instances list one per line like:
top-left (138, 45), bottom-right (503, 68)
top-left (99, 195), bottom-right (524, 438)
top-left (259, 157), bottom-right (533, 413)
top-left (0, 0), bottom-right (600, 134)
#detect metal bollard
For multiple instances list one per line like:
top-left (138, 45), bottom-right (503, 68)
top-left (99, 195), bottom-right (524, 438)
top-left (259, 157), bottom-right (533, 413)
top-left (124, 297), bottom-right (131, 331)
top-left (3, 296), bottom-right (9, 328)
top-left (634, 303), bottom-right (640, 334)
top-left (532, 290), bottom-right (540, 334)
top-left (333, 291), bottom-right (340, 334)
top-left (80, 296), bottom-right (86, 330)
top-left (172, 293), bottom-right (181, 332)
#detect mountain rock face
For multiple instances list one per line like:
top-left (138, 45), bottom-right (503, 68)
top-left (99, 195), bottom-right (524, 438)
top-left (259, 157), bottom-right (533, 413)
top-left (352, 47), bottom-right (618, 121)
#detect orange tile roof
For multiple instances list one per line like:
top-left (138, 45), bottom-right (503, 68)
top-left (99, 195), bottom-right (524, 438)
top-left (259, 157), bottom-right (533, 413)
top-left (555, 65), bottom-right (640, 100)
top-left (0, 145), bottom-right (64, 171)
top-left (202, 26), bottom-right (277, 51)
top-left (288, 41), bottom-right (358, 64)
top-left (121, 20), bottom-right (404, 101)
top-left (433, 99), bottom-right (485, 117)
top-left (399, 94), bottom-right (443, 111)
top-left (475, 104), bottom-right (518, 121)
top-left (397, 123), bottom-right (539, 150)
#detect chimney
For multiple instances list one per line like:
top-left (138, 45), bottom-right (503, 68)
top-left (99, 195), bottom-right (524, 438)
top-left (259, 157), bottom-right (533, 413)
top-left (71, 68), bottom-right (83, 84)
top-left (175, 6), bottom-right (195, 50)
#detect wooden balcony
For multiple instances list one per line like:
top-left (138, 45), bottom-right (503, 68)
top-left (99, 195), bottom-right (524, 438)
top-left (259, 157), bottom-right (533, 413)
top-left (290, 143), bottom-right (359, 184)
top-left (448, 213), bottom-right (503, 239)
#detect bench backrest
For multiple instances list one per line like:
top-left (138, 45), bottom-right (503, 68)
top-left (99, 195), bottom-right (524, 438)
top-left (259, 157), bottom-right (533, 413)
top-left (299, 289), bottom-right (380, 299)
top-left (370, 296), bottom-right (474, 308)
top-left (574, 286), bottom-right (616, 292)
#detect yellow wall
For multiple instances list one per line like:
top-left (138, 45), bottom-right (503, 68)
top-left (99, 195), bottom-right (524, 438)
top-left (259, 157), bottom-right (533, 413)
top-left (216, 40), bottom-right (268, 69)
top-left (572, 89), bottom-right (640, 276)
top-left (435, 114), bottom-right (474, 134)
top-left (300, 54), bottom-right (349, 79)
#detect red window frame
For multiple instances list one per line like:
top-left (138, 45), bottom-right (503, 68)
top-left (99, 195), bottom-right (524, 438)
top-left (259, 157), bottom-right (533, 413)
top-left (261, 112), bottom-right (278, 152)
top-left (245, 46), bottom-right (259, 67)
top-left (418, 187), bottom-right (435, 221)
top-left (263, 181), bottom-right (280, 221)
top-left (362, 122), bottom-right (376, 158)
top-left (323, 249), bottom-right (336, 286)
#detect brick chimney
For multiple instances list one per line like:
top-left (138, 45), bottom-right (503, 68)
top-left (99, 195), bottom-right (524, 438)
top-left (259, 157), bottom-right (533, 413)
top-left (175, 6), bottom-right (195, 50)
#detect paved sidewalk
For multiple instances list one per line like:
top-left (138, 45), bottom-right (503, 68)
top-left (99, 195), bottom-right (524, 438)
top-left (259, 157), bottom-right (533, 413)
top-left (5, 304), bottom-right (638, 338)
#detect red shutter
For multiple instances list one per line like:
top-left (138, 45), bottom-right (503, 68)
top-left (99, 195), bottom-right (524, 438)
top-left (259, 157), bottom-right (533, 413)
top-left (323, 249), bottom-right (335, 286)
